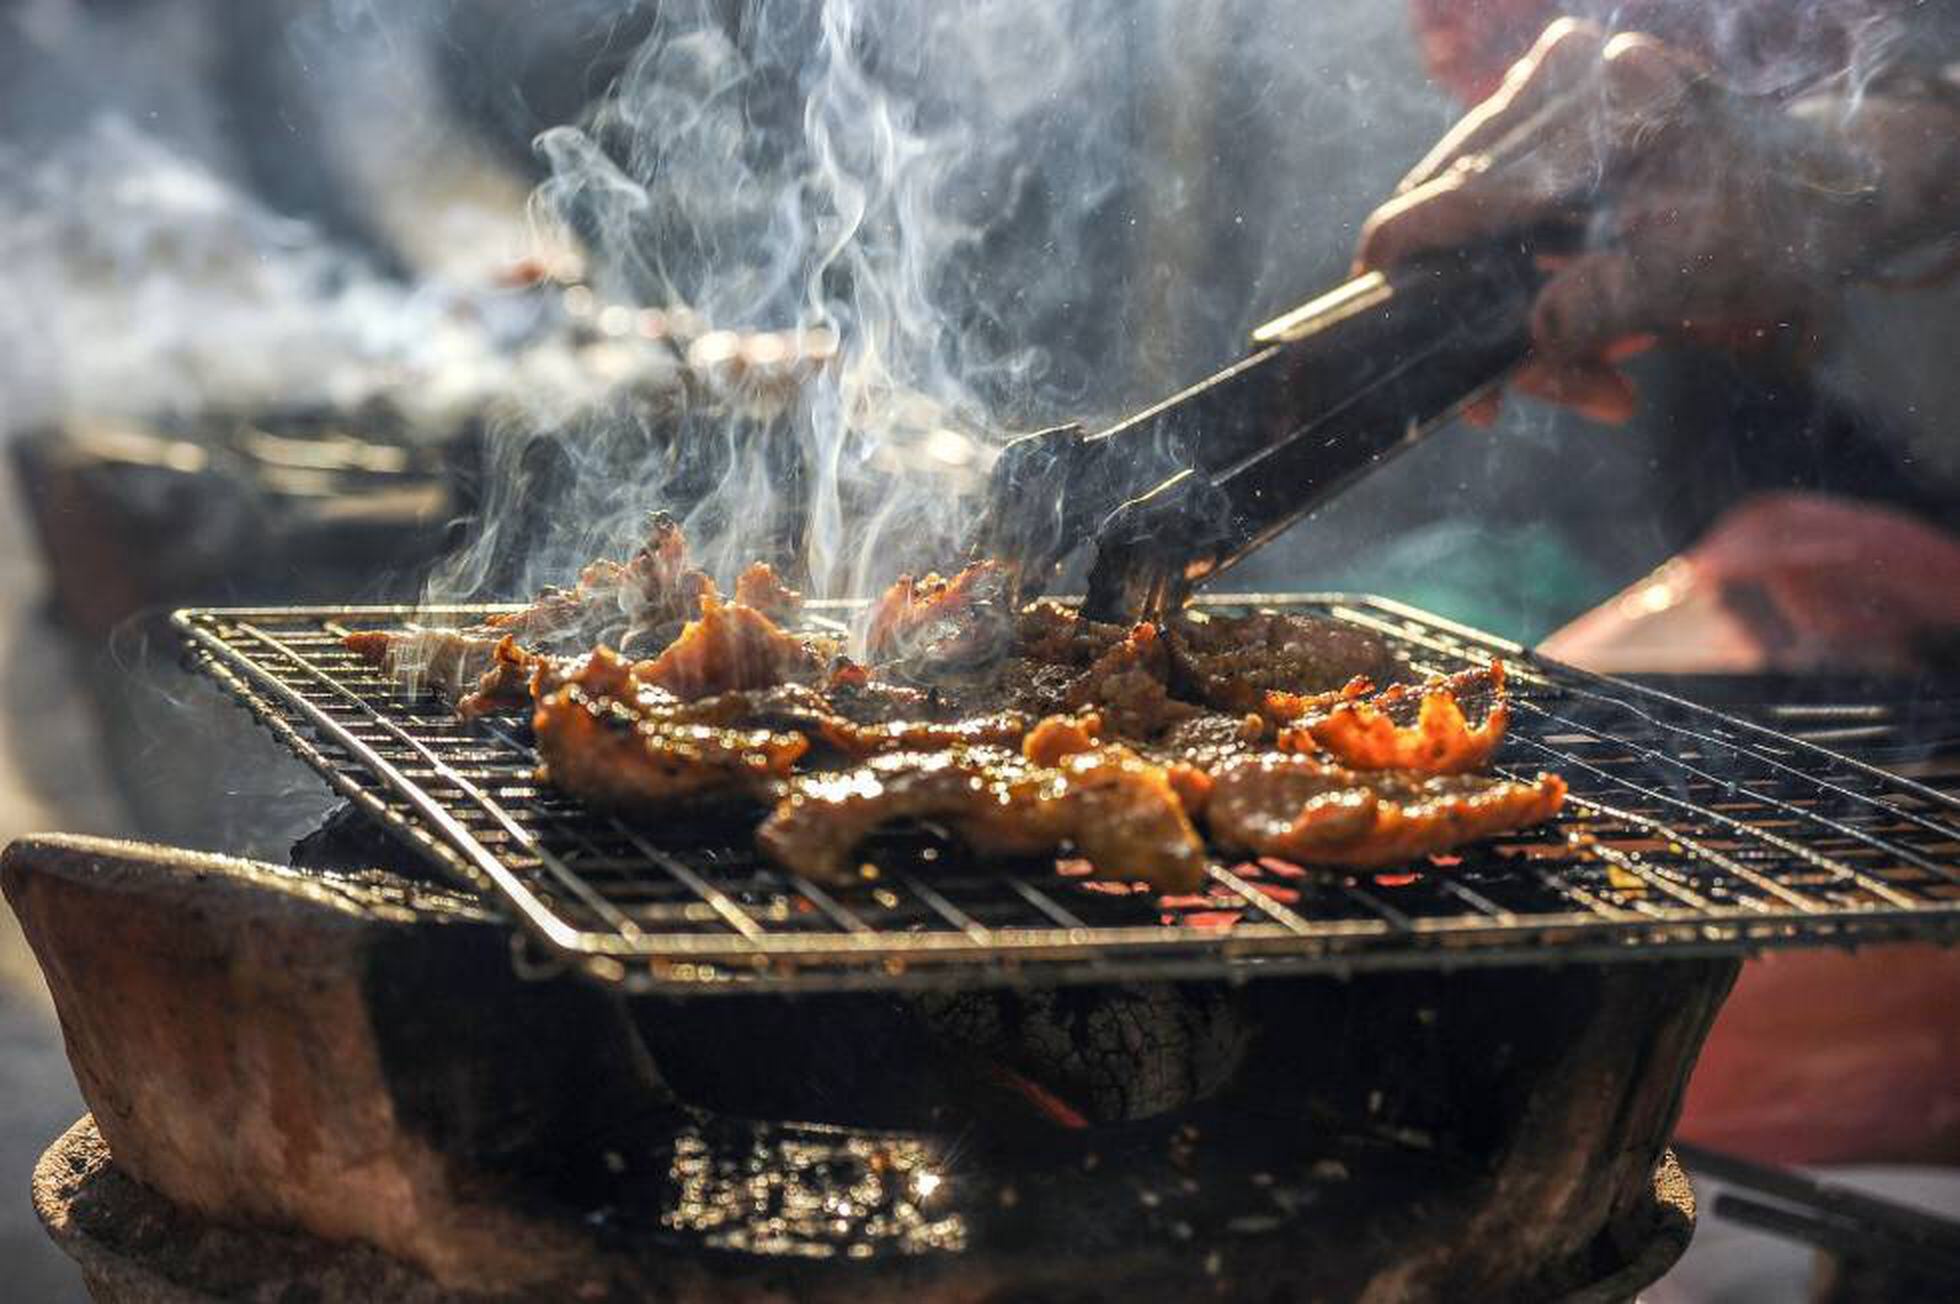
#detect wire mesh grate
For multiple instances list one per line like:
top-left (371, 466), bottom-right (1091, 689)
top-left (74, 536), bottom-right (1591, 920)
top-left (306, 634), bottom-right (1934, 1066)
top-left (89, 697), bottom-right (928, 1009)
top-left (174, 596), bottom-right (1960, 993)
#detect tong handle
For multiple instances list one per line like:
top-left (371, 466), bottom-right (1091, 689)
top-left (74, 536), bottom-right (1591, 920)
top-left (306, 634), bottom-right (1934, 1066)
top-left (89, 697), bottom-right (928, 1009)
top-left (1228, 225), bottom-right (1563, 493)
top-left (1083, 225), bottom-right (1570, 621)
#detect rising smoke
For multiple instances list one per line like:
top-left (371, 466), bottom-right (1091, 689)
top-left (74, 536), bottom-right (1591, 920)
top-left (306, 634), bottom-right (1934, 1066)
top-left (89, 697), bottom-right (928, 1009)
top-left (441, 0), bottom-right (1182, 603)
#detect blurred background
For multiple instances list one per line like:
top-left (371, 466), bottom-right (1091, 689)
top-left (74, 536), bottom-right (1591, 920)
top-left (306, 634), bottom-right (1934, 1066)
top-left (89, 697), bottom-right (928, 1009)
top-left (1, 1), bottom-right (1955, 1298)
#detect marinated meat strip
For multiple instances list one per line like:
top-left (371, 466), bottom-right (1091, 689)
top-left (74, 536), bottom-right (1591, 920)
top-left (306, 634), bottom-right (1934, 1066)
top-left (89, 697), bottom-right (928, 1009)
top-left (1020, 713), bottom-right (1104, 767)
top-left (344, 513), bottom-right (723, 701)
top-left (1063, 622), bottom-right (1202, 741)
top-left (344, 627), bottom-right (501, 703)
top-left (666, 680), bottom-right (1029, 759)
top-left (822, 661), bottom-right (935, 723)
top-left (1014, 601), bottom-right (1128, 666)
top-left (1280, 662), bottom-right (1511, 775)
top-left (1165, 610), bottom-right (1407, 714)
top-left (916, 657), bottom-right (1080, 722)
top-left (924, 615), bottom-right (1192, 733)
top-left (823, 712), bottom-right (1031, 756)
top-left (456, 637), bottom-right (577, 719)
top-left (1203, 752), bottom-right (1566, 868)
top-left (757, 743), bottom-right (1207, 892)
top-left (1259, 678), bottom-right (1374, 727)
top-left (863, 562), bottom-right (1015, 666)
top-left (1134, 712), bottom-right (1266, 811)
top-left (532, 649), bottom-right (808, 808)
top-left (531, 649), bottom-right (1029, 790)
top-left (1157, 712), bottom-right (1268, 756)
top-left (733, 561), bottom-right (803, 624)
top-left (636, 592), bottom-right (833, 700)
top-left (493, 511), bottom-right (718, 651)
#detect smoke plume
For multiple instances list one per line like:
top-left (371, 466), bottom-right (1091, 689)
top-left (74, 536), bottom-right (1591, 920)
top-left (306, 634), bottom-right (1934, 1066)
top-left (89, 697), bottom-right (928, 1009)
top-left (442, 0), bottom-right (1180, 603)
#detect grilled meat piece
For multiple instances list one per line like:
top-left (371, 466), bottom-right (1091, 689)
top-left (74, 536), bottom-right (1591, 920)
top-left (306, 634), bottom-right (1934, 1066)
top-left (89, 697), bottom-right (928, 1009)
top-left (1158, 712), bottom-right (1268, 755)
top-left (733, 561), bottom-right (803, 624)
top-left (1259, 678), bottom-right (1374, 727)
top-left (823, 661), bottom-right (934, 722)
top-left (922, 614), bottom-right (1193, 733)
top-left (1021, 713), bottom-right (1104, 767)
top-left (1064, 622), bottom-right (1202, 741)
top-left (1165, 610), bottom-right (1407, 714)
top-left (343, 626), bottom-right (575, 718)
top-left (863, 562), bottom-right (1015, 666)
top-left (1022, 713), bottom-right (1233, 820)
top-left (1203, 752), bottom-right (1566, 868)
top-left (584, 510), bottom-right (718, 637)
top-left (344, 626), bottom-right (499, 703)
top-left (637, 592), bottom-right (832, 700)
top-left (493, 511), bottom-right (719, 651)
top-left (456, 637), bottom-right (572, 719)
top-left (757, 743), bottom-right (1208, 891)
top-left (344, 513), bottom-right (725, 704)
top-left (533, 649), bottom-right (808, 808)
top-left (1280, 663), bottom-right (1511, 775)
top-left (822, 712), bottom-right (1031, 756)
top-left (680, 682), bottom-right (1029, 759)
top-left (1014, 600), bottom-right (1129, 666)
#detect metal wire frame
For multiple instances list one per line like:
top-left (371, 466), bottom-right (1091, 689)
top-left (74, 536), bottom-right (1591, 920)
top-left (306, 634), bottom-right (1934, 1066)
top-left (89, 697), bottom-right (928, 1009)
top-left (174, 596), bottom-right (1960, 994)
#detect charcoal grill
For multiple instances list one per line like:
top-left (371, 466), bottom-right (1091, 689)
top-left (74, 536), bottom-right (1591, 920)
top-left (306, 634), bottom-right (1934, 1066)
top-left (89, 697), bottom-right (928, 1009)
top-left (173, 595), bottom-right (1960, 994)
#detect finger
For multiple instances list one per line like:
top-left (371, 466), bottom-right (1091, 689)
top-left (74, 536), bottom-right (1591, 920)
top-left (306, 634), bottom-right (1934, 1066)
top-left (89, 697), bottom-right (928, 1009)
top-left (1355, 170), bottom-right (1559, 271)
top-left (1364, 76), bottom-right (1694, 272)
top-left (1521, 35), bottom-right (1706, 180)
top-left (1397, 18), bottom-right (1609, 194)
top-left (1598, 31), bottom-right (1711, 110)
top-left (1512, 357), bottom-right (1637, 425)
top-left (1416, 29), bottom-right (1701, 205)
top-left (1531, 251), bottom-right (1663, 360)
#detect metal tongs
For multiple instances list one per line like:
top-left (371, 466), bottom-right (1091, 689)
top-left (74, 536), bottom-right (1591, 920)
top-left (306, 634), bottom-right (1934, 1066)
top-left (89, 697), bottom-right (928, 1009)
top-left (966, 223), bottom-right (1577, 622)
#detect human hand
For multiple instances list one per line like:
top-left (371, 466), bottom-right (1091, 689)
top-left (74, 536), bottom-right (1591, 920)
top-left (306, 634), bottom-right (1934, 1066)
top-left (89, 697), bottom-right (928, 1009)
top-left (1356, 19), bottom-right (1874, 425)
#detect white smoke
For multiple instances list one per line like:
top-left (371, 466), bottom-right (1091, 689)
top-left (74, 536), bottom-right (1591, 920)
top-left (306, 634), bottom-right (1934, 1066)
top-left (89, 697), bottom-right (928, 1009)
top-left (0, 115), bottom-right (523, 435)
top-left (454, 0), bottom-right (1173, 603)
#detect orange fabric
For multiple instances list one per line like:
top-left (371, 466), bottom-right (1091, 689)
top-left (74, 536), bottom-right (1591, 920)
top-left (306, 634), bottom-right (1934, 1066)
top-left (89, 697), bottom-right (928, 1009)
top-left (1541, 492), bottom-right (1960, 674)
top-left (1679, 945), bottom-right (1960, 1165)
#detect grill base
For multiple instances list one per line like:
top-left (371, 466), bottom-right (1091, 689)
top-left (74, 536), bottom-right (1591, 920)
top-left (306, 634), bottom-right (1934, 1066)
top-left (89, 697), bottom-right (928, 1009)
top-left (11, 831), bottom-right (1725, 1302)
top-left (38, 1115), bottom-right (1697, 1304)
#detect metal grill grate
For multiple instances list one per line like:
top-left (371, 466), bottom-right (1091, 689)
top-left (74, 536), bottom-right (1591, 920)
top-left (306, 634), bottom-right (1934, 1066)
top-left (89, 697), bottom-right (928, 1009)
top-left (174, 597), bottom-right (1960, 993)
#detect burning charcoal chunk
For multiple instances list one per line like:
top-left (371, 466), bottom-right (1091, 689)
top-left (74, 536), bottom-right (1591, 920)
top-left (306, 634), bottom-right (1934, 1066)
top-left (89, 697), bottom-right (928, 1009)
top-left (911, 982), bottom-right (1256, 1124)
